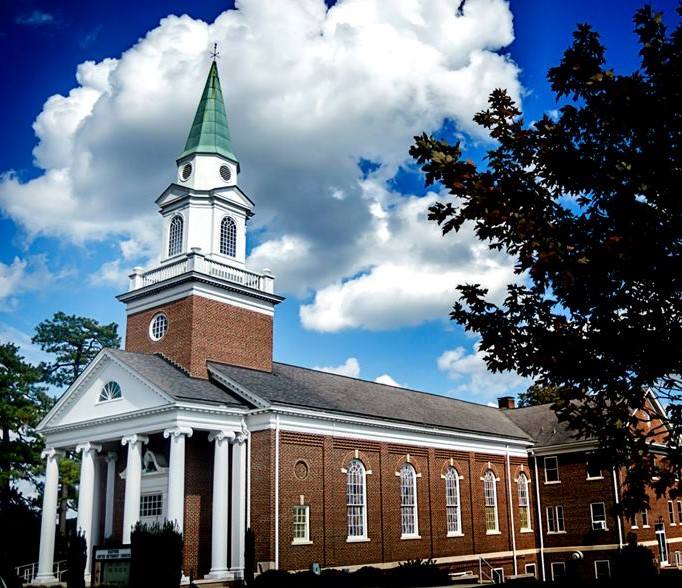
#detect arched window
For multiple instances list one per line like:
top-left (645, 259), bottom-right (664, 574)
top-left (517, 472), bottom-right (531, 531)
top-left (220, 216), bottom-right (237, 257)
top-left (483, 470), bottom-right (499, 533)
top-left (99, 381), bottom-right (122, 402)
top-left (168, 215), bottom-right (183, 257)
top-left (445, 466), bottom-right (461, 535)
top-left (346, 459), bottom-right (367, 539)
top-left (400, 463), bottom-right (419, 537)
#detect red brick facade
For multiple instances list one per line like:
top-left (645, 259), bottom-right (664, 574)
top-left (125, 295), bottom-right (273, 378)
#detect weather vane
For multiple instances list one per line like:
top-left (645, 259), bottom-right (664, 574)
top-left (210, 42), bottom-right (220, 62)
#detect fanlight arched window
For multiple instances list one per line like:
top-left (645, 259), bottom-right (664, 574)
top-left (483, 469), bottom-right (499, 533)
top-left (445, 466), bottom-right (461, 535)
top-left (517, 472), bottom-right (531, 531)
top-left (168, 215), bottom-right (183, 257)
top-left (220, 216), bottom-right (237, 257)
top-left (99, 381), bottom-right (122, 402)
top-left (400, 463), bottom-right (419, 537)
top-left (346, 459), bottom-right (367, 539)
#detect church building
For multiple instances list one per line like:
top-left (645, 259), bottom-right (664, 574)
top-left (32, 59), bottom-right (681, 586)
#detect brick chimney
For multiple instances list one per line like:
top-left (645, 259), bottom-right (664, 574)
top-left (498, 396), bottom-right (516, 410)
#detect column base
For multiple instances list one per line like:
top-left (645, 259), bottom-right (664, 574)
top-left (32, 575), bottom-right (59, 585)
top-left (229, 567), bottom-right (244, 580)
top-left (205, 569), bottom-right (235, 581)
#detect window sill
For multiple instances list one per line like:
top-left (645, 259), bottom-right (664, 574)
top-left (291, 540), bottom-right (313, 546)
top-left (520, 529), bottom-right (534, 533)
top-left (401, 534), bottom-right (421, 540)
top-left (586, 476), bottom-right (604, 481)
top-left (591, 527), bottom-right (609, 532)
top-left (643, 525), bottom-right (650, 528)
top-left (95, 397), bottom-right (123, 406)
top-left (346, 536), bottom-right (370, 543)
top-left (486, 530), bottom-right (501, 535)
top-left (670, 523), bottom-right (677, 527)
top-left (447, 532), bottom-right (464, 538)
top-left (544, 480), bottom-right (561, 485)
top-left (547, 531), bottom-right (567, 535)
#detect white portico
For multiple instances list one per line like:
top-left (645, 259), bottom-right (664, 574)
top-left (34, 349), bottom-right (252, 584)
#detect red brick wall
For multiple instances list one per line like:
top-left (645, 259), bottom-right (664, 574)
top-left (250, 430), bottom-right (276, 569)
top-left (125, 294), bottom-right (273, 378)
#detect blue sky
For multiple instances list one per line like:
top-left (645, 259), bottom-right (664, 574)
top-left (0, 0), bottom-right (677, 402)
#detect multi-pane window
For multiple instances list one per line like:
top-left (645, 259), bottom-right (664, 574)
top-left (544, 456), bottom-right (560, 483)
top-left (140, 494), bottom-right (163, 518)
top-left (292, 505), bottom-right (310, 543)
top-left (591, 502), bottom-right (607, 530)
top-left (641, 508), bottom-right (650, 527)
top-left (220, 216), bottom-right (237, 257)
top-left (546, 506), bottom-right (565, 533)
top-left (517, 472), bottom-right (531, 531)
top-left (149, 313), bottom-right (168, 341)
top-left (586, 455), bottom-right (603, 479)
top-left (400, 463), bottom-right (418, 537)
top-left (594, 560), bottom-right (611, 580)
top-left (551, 562), bottom-right (566, 582)
top-left (668, 501), bottom-right (676, 525)
top-left (444, 467), bottom-right (461, 535)
top-left (677, 501), bottom-right (682, 524)
top-left (346, 459), bottom-right (367, 539)
top-left (168, 215), bottom-right (183, 257)
top-left (483, 470), bottom-right (499, 533)
top-left (99, 381), bottom-right (122, 402)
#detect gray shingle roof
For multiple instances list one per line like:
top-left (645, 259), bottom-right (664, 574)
top-left (108, 349), bottom-right (247, 407)
top-left (208, 361), bottom-right (532, 441)
top-left (503, 404), bottom-right (587, 447)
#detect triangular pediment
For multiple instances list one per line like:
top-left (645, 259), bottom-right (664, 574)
top-left (156, 183), bottom-right (254, 213)
top-left (39, 350), bottom-right (174, 430)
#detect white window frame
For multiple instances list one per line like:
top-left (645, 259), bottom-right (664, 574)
top-left (594, 560), bottom-right (611, 580)
top-left (524, 563), bottom-right (537, 578)
top-left (492, 568), bottom-right (504, 584)
top-left (139, 492), bottom-right (164, 525)
top-left (219, 215), bottom-right (237, 257)
top-left (586, 455), bottom-right (603, 480)
top-left (400, 463), bottom-right (419, 539)
top-left (167, 214), bottom-right (183, 257)
top-left (346, 459), bottom-right (368, 541)
top-left (677, 501), bottom-right (682, 524)
top-left (444, 466), bottom-right (462, 536)
top-left (629, 513), bottom-right (638, 529)
top-left (483, 470), bottom-right (500, 534)
top-left (550, 562), bottom-right (566, 582)
top-left (544, 456), bottom-right (560, 484)
top-left (292, 505), bottom-right (311, 544)
top-left (590, 502), bottom-right (608, 531)
top-left (641, 508), bottom-right (650, 528)
top-left (517, 472), bottom-right (532, 532)
top-left (668, 500), bottom-right (676, 525)
top-left (97, 381), bottom-right (122, 403)
top-left (546, 505), bottom-right (566, 534)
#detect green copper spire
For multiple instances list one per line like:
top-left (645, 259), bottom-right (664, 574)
top-left (178, 60), bottom-right (239, 165)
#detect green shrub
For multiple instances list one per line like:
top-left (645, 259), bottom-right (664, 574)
top-left (386, 559), bottom-right (450, 587)
top-left (244, 528), bottom-right (256, 585)
top-left (65, 530), bottom-right (86, 588)
top-left (129, 521), bottom-right (182, 588)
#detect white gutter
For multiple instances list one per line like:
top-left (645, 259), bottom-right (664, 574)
top-left (274, 414), bottom-right (280, 570)
top-left (612, 467), bottom-right (623, 548)
top-left (532, 454), bottom-right (546, 581)
top-left (505, 446), bottom-right (518, 575)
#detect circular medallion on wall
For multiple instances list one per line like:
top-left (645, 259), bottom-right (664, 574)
top-left (181, 163), bottom-right (192, 181)
top-left (149, 313), bottom-right (169, 341)
top-left (219, 164), bottom-right (232, 182)
top-left (294, 460), bottom-right (309, 480)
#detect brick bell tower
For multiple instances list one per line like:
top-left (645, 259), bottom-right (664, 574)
top-left (118, 57), bottom-right (283, 378)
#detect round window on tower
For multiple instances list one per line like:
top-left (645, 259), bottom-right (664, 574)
top-left (149, 313), bottom-right (168, 341)
top-left (181, 163), bottom-right (192, 181)
top-left (219, 165), bottom-right (232, 182)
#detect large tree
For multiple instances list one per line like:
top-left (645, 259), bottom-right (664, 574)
top-left (33, 312), bottom-right (121, 533)
top-left (410, 4), bottom-right (682, 511)
top-left (0, 343), bottom-right (51, 510)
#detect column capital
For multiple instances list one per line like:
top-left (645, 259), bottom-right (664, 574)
top-left (121, 434), bottom-right (149, 448)
top-left (208, 430), bottom-right (235, 443)
top-left (41, 448), bottom-right (65, 460)
top-left (76, 442), bottom-right (103, 455)
top-left (105, 451), bottom-right (118, 463)
top-left (233, 432), bottom-right (248, 445)
top-left (163, 426), bottom-right (194, 439)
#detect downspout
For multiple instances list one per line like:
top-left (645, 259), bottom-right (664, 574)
top-left (532, 453), bottom-right (546, 582)
top-left (612, 467), bottom-right (624, 548)
top-left (505, 446), bottom-right (518, 576)
top-left (274, 414), bottom-right (280, 570)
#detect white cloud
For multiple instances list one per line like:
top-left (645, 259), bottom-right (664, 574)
top-left (375, 373), bottom-right (402, 387)
top-left (0, 256), bottom-right (70, 310)
top-left (313, 357), bottom-right (361, 378)
top-left (0, 0), bottom-right (522, 331)
top-left (0, 322), bottom-right (50, 366)
top-left (437, 342), bottom-right (531, 400)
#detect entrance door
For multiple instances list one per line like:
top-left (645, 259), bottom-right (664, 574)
top-left (655, 522), bottom-right (668, 565)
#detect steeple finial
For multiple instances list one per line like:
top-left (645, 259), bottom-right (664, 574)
top-left (210, 42), bottom-right (220, 62)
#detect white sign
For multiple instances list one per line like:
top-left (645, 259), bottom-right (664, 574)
top-left (95, 548), bottom-right (131, 560)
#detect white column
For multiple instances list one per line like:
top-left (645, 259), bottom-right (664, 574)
top-left (230, 433), bottom-right (248, 577)
top-left (163, 427), bottom-right (193, 532)
top-left (121, 434), bottom-right (148, 544)
top-left (206, 430), bottom-right (235, 580)
top-left (76, 442), bottom-right (102, 585)
top-left (103, 452), bottom-right (118, 538)
top-left (35, 448), bottom-right (64, 584)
